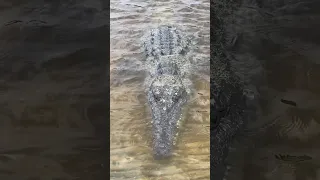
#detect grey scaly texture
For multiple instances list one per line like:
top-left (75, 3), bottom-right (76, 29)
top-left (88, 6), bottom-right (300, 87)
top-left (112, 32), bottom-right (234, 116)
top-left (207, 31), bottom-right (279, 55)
top-left (211, 0), bottom-right (247, 179)
top-left (142, 25), bottom-right (193, 159)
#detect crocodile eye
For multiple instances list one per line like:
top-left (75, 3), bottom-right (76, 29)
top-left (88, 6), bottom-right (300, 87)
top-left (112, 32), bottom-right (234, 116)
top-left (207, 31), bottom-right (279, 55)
top-left (172, 96), bottom-right (179, 103)
top-left (172, 92), bottom-right (180, 103)
top-left (154, 94), bottom-right (161, 102)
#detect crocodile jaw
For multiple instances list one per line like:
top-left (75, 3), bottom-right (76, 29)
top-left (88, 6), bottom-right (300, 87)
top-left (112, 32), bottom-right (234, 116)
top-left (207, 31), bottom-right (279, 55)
top-left (147, 81), bottom-right (187, 159)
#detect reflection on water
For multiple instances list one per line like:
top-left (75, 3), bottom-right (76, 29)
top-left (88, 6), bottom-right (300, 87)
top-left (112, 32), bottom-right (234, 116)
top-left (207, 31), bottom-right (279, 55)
top-left (217, 0), bottom-right (320, 180)
top-left (0, 1), bottom-right (108, 179)
top-left (110, 0), bottom-right (210, 179)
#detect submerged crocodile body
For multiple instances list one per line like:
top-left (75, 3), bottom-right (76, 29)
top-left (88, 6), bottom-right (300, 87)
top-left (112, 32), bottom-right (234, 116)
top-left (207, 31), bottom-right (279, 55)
top-left (210, 64), bottom-right (246, 179)
top-left (210, 1), bottom-right (245, 180)
top-left (211, 0), bottom-right (248, 179)
top-left (142, 25), bottom-right (193, 158)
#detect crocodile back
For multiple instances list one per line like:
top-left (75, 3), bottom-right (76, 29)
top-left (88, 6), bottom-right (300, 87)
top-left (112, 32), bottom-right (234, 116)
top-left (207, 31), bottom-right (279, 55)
top-left (143, 25), bottom-right (190, 58)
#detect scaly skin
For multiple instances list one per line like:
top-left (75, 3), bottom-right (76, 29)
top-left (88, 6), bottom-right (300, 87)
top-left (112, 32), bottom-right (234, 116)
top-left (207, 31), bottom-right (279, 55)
top-left (211, 0), bottom-right (247, 179)
top-left (143, 25), bottom-right (192, 159)
top-left (112, 25), bottom-right (206, 159)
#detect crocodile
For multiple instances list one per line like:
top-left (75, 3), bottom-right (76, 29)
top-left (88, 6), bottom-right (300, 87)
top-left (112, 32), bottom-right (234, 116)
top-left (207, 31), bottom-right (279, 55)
top-left (210, 0), bottom-right (248, 179)
top-left (111, 25), bottom-right (209, 159)
top-left (142, 25), bottom-right (194, 159)
top-left (210, 66), bottom-right (246, 179)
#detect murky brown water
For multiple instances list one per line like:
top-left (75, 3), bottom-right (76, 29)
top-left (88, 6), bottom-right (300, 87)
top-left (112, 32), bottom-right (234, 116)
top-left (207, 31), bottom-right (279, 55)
top-left (0, 1), bottom-right (108, 180)
top-left (110, 0), bottom-right (210, 179)
top-left (216, 0), bottom-right (320, 179)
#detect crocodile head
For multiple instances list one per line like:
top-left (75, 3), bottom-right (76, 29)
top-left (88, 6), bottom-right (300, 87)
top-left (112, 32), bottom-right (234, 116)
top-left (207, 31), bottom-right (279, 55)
top-left (147, 75), bottom-right (188, 159)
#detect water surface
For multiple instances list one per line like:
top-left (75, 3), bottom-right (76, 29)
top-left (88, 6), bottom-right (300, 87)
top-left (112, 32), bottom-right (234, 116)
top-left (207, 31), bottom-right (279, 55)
top-left (110, 0), bottom-right (210, 179)
top-left (216, 0), bottom-right (320, 179)
top-left (0, 1), bottom-right (108, 179)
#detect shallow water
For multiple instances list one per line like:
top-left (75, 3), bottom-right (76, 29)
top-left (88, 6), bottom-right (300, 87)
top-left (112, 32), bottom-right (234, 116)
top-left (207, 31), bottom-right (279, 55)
top-left (0, 1), bottom-right (108, 179)
top-left (216, 0), bottom-right (320, 179)
top-left (110, 0), bottom-right (210, 179)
